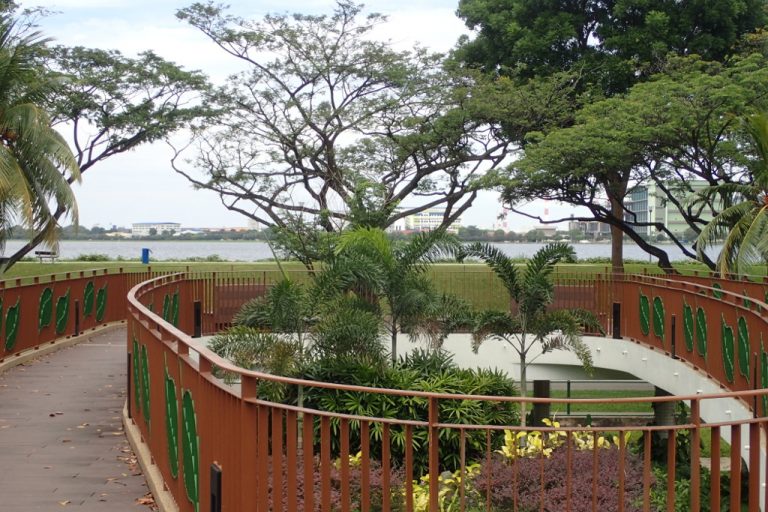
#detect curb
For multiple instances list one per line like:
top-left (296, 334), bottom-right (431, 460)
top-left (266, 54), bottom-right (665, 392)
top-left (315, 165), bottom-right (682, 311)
top-left (0, 322), bottom-right (125, 374)
top-left (122, 403), bottom-right (179, 512)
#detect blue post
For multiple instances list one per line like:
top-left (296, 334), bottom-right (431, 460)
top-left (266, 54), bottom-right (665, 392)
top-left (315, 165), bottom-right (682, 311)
top-left (141, 248), bottom-right (150, 264)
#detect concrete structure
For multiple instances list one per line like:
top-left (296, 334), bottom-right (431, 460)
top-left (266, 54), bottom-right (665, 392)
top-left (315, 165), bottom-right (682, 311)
top-left (568, 220), bottom-right (611, 239)
top-left (624, 181), bottom-right (714, 239)
top-left (131, 222), bottom-right (181, 237)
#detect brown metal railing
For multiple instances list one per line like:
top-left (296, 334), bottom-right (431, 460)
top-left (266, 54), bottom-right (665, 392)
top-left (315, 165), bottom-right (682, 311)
top-left (124, 270), bottom-right (768, 512)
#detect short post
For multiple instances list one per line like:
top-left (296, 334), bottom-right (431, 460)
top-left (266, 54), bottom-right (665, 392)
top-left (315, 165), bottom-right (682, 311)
top-left (670, 315), bottom-right (677, 359)
top-left (74, 300), bottom-right (80, 337)
top-left (566, 380), bottom-right (572, 416)
top-left (210, 462), bottom-right (222, 512)
top-left (531, 380), bottom-right (551, 426)
top-left (612, 302), bottom-right (621, 339)
top-left (126, 352), bottom-right (132, 419)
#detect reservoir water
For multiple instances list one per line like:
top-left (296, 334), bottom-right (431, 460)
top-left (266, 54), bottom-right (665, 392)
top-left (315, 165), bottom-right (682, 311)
top-left (2, 239), bottom-right (716, 262)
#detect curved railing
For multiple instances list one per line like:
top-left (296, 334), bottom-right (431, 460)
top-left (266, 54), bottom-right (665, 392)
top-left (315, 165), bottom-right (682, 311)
top-left (125, 270), bottom-right (768, 512)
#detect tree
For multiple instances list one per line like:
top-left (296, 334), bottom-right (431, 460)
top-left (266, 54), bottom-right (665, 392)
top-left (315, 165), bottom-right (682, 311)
top-left (455, 0), bottom-right (766, 272)
top-left (460, 242), bottom-right (600, 426)
top-left (456, 0), bottom-right (765, 93)
top-left (0, 13), bottom-right (79, 266)
top-left (172, 2), bottom-right (511, 241)
top-left (696, 112), bottom-right (768, 275)
top-left (0, 38), bottom-right (210, 269)
top-left (318, 227), bottom-right (462, 363)
top-left (497, 53), bottom-right (768, 272)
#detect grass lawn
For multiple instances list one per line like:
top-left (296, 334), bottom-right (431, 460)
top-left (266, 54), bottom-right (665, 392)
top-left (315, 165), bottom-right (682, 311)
top-left (549, 389), bottom-right (654, 415)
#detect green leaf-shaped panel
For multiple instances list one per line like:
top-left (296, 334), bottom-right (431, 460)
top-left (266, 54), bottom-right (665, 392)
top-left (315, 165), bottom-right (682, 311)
top-left (55, 289), bottom-right (70, 335)
top-left (712, 283), bottom-right (723, 299)
top-left (737, 317), bottom-right (750, 380)
top-left (182, 390), bottom-right (200, 512)
top-left (696, 307), bottom-right (707, 357)
top-left (132, 337), bottom-right (141, 413)
top-left (162, 294), bottom-right (171, 322)
top-left (722, 316), bottom-right (735, 384)
top-left (5, 299), bottom-right (19, 352)
top-left (95, 284), bottom-right (107, 322)
top-left (683, 303), bottom-right (694, 352)
top-left (652, 296), bottom-right (665, 341)
top-left (165, 363), bottom-right (179, 479)
top-left (140, 344), bottom-right (150, 426)
top-left (171, 290), bottom-right (180, 327)
top-left (83, 281), bottom-right (95, 317)
top-left (39, 287), bottom-right (53, 331)
top-left (639, 293), bottom-right (650, 336)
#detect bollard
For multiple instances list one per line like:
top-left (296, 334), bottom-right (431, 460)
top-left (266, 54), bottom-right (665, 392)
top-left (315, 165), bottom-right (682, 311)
top-left (531, 380), bottom-right (551, 426)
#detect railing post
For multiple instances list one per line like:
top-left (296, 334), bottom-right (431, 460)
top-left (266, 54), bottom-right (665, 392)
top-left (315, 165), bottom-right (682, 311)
top-left (74, 300), bottom-right (80, 337)
top-left (210, 462), bottom-right (222, 512)
top-left (566, 380), bottom-right (572, 416)
top-left (428, 397), bottom-right (439, 512)
top-left (690, 399), bottom-right (701, 512)
top-left (126, 351), bottom-right (132, 419)
top-left (612, 302), bottom-right (621, 339)
top-left (670, 314), bottom-right (677, 359)
top-left (193, 301), bottom-right (202, 338)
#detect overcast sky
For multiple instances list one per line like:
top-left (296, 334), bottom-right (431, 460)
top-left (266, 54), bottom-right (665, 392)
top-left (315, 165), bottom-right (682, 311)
top-left (31, 0), bottom-right (569, 231)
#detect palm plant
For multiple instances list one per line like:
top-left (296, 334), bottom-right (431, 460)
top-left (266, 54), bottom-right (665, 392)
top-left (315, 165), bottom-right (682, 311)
top-left (460, 242), bottom-right (600, 426)
top-left (695, 113), bottom-right (768, 275)
top-left (320, 226), bottom-right (461, 362)
top-left (0, 14), bottom-right (79, 266)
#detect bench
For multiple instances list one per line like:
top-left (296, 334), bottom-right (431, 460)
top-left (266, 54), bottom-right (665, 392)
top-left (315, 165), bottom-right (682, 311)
top-left (34, 250), bottom-right (59, 263)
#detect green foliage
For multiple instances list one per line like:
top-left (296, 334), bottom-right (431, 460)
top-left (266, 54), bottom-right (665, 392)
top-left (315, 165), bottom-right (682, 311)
top-left (311, 296), bottom-right (386, 363)
top-left (174, 2), bottom-right (510, 244)
top-left (208, 326), bottom-right (303, 402)
top-left (74, 253), bottom-right (110, 261)
top-left (460, 242), bottom-right (598, 426)
top-left (301, 349), bottom-right (518, 475)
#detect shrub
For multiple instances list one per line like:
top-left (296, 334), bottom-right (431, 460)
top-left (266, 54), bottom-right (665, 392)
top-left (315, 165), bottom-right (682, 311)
top-left (74, 253), bottom-right (111, 261)
top-left (475, 447), bottom-right (648, 512)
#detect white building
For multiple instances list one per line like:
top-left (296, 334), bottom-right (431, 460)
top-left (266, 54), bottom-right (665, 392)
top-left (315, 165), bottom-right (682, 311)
top-left (131, 222), bottom-right (181, 237)
top-left (402, 208), bottom-right (462, 234)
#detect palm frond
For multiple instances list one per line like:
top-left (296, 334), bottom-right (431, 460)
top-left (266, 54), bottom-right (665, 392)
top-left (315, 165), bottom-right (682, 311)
top-left (458, 242), bottom-right (521, 299)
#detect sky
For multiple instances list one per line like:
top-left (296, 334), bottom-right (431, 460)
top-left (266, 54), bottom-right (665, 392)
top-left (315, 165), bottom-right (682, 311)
top-left (30, 0), bottom-right (573, 231)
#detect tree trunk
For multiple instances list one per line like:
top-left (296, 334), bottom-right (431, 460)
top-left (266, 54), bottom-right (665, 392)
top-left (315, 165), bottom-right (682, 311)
top-left (390, 322), bottom-right (398, 365)
top-left (609, 194), bottom-right (624, 275)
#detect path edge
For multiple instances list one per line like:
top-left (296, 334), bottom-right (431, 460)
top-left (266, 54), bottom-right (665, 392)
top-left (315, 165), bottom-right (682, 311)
top-left (0, 322), bottom-right (125, 374)
top-left (123, 403), bottom-right (179, 512)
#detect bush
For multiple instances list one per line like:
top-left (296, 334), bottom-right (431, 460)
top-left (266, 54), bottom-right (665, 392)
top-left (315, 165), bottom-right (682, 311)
top-left (301, 350), bottom-right (518, 475)
top-left (74, 253), bottom-right (111, 261)
top-left (475, 448), bottom-right (648, 511)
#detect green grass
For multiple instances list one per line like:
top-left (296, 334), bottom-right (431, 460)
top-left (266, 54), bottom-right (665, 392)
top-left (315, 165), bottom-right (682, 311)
top-left (549, 389), bottom-right (655, 415)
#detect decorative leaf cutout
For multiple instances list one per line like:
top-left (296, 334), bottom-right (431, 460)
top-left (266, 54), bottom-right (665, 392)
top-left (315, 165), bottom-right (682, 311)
top-left (712, 283), bottom-right (724, 299)
top-left (171, 290), bottom-right (180, 327)
top-left (83, 281), bottom-right (95, 317)
top-left (95, 284), bottom-right (107, 322)
top-left (652, 296), bottom-right (665, 341)
top-left (39, 287), bottom-right (53, 331)
top-left (133, 337), bottom-right (141, 413)
top-left (696, 307), bottom-right (707, 357)
top-left (5, 299), bottom-right (19, 352)
top-left (162, 294), bottom-right (171, 322)
top-left (140, 344), bottom-right (150, 426)
top-left (722, 316), bottom-right (735, 383)
top-left (683, 302), bottom-right (694, 352)
top-left (165, 361), bottom-right (179, 479)
top-left (639, 292), bottom-right (650, 336)
top-left (737, 317), bottom-right (750, 380)
top-left (182, 390), bottom-right (200, 512)
top-left (55, 289), bottom-right (70, 335)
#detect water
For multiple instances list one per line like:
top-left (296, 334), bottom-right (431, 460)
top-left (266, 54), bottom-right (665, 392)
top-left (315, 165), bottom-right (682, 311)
top-left (1, 239), bottom-right (716, 262)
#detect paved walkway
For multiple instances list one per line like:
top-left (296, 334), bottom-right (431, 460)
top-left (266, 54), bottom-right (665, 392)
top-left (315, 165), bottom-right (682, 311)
top-left (0, 327), bottom-right (154, 511)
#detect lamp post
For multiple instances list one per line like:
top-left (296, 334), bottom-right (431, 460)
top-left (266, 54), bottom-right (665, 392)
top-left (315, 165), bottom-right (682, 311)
top-left (648, 205), bottom-right (654, 263)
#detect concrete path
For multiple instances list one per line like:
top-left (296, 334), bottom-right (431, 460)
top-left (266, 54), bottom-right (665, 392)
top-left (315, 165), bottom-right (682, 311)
top-left (0, 327), bottom-right (154, 511)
